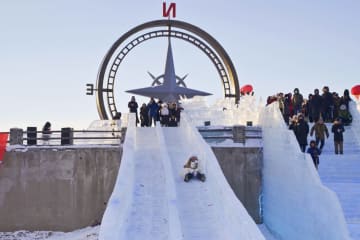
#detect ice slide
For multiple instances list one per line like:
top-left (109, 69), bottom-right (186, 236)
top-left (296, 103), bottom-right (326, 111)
top-left (99, 113), bottom-right (265, 240)
top-left (259, 102), bottom-right (351, 240)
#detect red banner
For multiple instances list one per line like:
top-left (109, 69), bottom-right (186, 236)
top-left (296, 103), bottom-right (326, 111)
top-left (0, 133), bottom-right (9, 163)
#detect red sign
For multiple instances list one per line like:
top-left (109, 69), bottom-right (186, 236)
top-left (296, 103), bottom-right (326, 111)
top-left (0, 133), bottom-right (8, 163)
top-left (163, 2), bottom-right (176, 18)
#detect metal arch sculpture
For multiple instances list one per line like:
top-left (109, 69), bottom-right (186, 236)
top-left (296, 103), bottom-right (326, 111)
top-left (96, 19), bottom-right (240, 119)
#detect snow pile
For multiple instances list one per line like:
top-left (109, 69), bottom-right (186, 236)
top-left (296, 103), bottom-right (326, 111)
top-left (181, 96), bottom-right (261, 126)
top-left (0, 226), bottom-right (99, 240)
top-left (259, 102), bottom-right (350, 240)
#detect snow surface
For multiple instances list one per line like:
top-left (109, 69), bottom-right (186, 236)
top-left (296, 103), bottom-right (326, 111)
top-left (259, 102), bottom-right (350, 240)
top-left (318, 100), bottom-right (360, 240)
top-left (0, 226), bottom-right (99, 240)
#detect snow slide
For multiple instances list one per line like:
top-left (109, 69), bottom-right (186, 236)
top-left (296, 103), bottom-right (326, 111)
top-left (99, 113), bottom-right (265, 240)
top-left (259, 102), bottom-right (351, 240)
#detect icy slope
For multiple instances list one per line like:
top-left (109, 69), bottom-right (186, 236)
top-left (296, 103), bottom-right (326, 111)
top-left (259, 102), bottom-right (350, 240)
top-left (318, 101), bottom-right (360, 239)
top-left (162, 113), bottom-right (265, 240)
top-left (99, 112), bottom-right (265, 240)
top-left (99, 116), bottom-right (173, 240)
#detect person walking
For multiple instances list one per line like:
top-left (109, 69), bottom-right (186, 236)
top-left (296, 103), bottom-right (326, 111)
top-left (307, 140), bottom-right (321, 170)
top-left (331, 118), bottom-right (345, 154)
top-left (310, 118), bottom-right (329, 151)
top-left (294, 114), bottom-right (309, 152)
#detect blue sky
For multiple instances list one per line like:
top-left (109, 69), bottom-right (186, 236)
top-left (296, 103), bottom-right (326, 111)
top-left (1, 0), bottom-right (359, 131)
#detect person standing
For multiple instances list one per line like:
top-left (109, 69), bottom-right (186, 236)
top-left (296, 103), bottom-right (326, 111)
top-left (321, 86), bottom-right (334, 122)
top-left (42, 121), bottom-right (52, 145)
top-left (331, 118), bottom-right (345, 154)
top-left (139, 103), bottom-right (149, 127)
top-left (310, 118), bottom-right (329, 150)
top-left (128, 96), bottom-right (139, 126)
top-left (310, 89), bottom-right (323, 123)
top-left (147, 97), bottom-right (159, 126)
top-left (292, 88), bottom-right (304, 115)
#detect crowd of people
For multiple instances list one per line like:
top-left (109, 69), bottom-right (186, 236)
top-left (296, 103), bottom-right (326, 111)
top-left (127, 96), bottom-right (183, 127)
top-left (267, 86), bottom-right (353, 170)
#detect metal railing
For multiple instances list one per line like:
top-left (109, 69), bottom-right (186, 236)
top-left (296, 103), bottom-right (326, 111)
top-left (1, 128), bottom-right (126, 146)
top-left (197, 126), bottom-right (262, 144)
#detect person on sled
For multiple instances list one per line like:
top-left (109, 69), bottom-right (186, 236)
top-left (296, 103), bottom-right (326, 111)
top-left (183, 155), bottom-right (206, 182)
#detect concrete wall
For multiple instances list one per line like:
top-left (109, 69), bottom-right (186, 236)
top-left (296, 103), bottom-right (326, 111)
top-left (212, 147), bottom-right (263, 223)
top-left (0, 147), bottom-right (121, 232)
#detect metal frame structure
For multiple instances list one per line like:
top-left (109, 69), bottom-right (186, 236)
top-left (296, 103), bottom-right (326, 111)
top-left (96, 19), bottom-right (240, 119)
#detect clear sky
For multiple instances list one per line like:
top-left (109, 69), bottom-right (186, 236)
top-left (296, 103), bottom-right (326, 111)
top-left (1, 0), bottom-right (359, 131)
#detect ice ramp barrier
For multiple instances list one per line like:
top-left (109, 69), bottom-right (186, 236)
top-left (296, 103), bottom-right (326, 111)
top-left (259, 102), bottom-right (350, 240)
top-left (99, 113), bottom-right (265, 240)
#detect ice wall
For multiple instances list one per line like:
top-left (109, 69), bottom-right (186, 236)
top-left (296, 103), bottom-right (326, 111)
top-left (259, 102), bottom-right (350, 240)
top-left (349, 100), bottom-right (360, 147)
top-left (98, 114), bottom-right (136, 240)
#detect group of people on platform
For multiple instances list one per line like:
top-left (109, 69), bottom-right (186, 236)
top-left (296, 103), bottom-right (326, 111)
top-left (267, 86), bottom-right (353, 126)
top-left (128, 96), bottom-right (183, 127)
top-left (267, 87), bottom-right (353, 170)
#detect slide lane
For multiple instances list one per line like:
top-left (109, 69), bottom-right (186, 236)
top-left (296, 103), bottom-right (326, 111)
top-left (162, 114), bottom-right (265, 240)
top-left (99, 116), bottom-right (171, 240)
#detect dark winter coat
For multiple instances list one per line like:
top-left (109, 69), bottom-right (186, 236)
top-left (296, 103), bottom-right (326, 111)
top-left (292, 93), bottom-right (304, 109)
top-left (310, 94), bottom-right (322, 117)
top-left (321, 92), bottom-right (334, 110)
top-left (128, 101), bottom-right (138, 113)
top-left (331, 121), bottom-right (345, 142)
top-left (307, 146), bottom-right (321, 166)
top-left (295, 119), bottom-right (309, 145)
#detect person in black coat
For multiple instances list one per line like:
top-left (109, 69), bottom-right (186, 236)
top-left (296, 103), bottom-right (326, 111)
top-left (295, 115), bottom-right (309, 152)
top-left (331, 118), bottom-right (345, 154)
top-left (310, 89), bottom-right (323, 123)
top-left (321, 86), bottom-right (334, 122)
top-left (340, 89), bottom-right (352, 110)
top-left (128, 96), bottom-right (139, 126)
top-left (139, 103), bottom-right (149, 127)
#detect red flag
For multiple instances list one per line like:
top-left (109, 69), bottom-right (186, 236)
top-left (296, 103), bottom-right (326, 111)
top-left (0, 133), bottom-right (9, 163)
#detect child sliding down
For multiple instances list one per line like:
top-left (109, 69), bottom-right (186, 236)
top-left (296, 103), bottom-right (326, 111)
top-left (183, 155), bottom-right (206, 182)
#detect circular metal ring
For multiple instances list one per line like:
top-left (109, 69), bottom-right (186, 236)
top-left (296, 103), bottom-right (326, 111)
top-left (96, 19), bottom-right (239, 119)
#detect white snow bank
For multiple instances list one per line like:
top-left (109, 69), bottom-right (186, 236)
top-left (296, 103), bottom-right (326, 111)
top-left (259, 102), bottom-right (350, 240)
top-left (98, 114), bottom-right (136, 240)
top-left (181, 96), bottom-right (261, 126)
top-left (349, 100), bottom-right (360, 147)
top-left (0, 226), bottom-right (99, 240)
